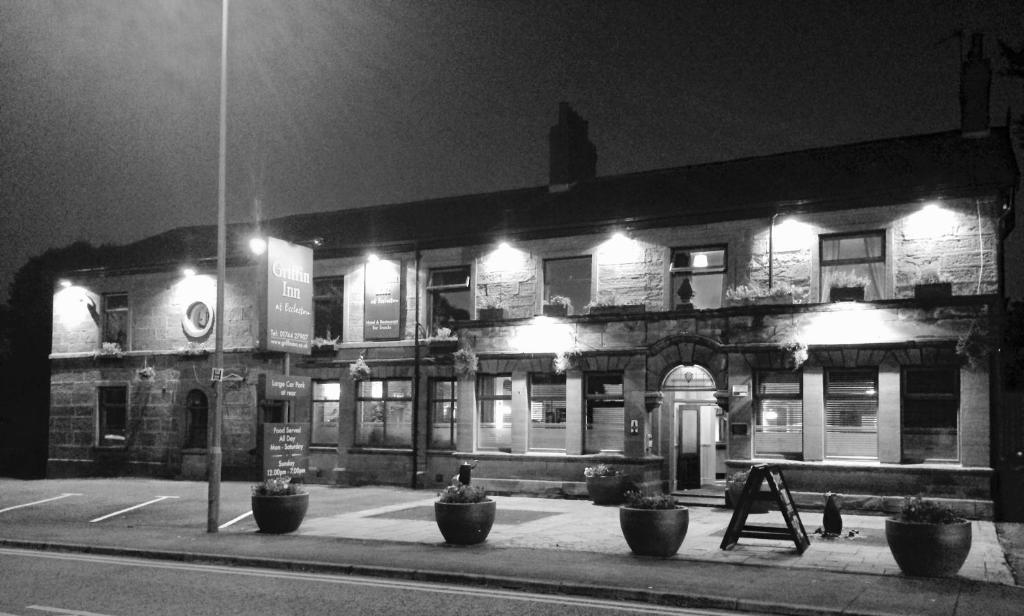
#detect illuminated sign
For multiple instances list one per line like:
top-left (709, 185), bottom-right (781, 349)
top-left (260, 237), bottom-right (313, 354)
top-left (364, 258), bottom-right (402, 340)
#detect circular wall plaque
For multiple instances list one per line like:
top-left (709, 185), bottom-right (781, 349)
top-left (182, 300), bottom-right (214, 338)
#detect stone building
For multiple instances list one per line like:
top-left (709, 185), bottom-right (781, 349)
top-left (48, 42), bottom-right (1021, 518)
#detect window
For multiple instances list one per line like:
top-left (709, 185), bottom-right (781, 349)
top-left (184, 389), bottom-right (208, 449)
top-left (427, 266), bottom-right (471, 331)
top-left (102, 293), bottom-right (128, 349)
top-left (477, 375), bottom-right (512, 451)
top-left (98, 386), bottom-right (127, 446)
top-left (313, 277), bottom-right (344, 341)
top-left (671, 246), bottom-right (726, 309)
top-left (820, 231), bottom-right (885, 301)
top-left (825, 369), bottom-right (878, 459)
top-left (754, 371), bottom-right (802, 458)
top-left (529, 373), bottom-right (566, 452)
top-left (429, 378), bottom-right (458, 449)
top-left (312, 381), bottom-right (340, 445)
top-left (585, 374), bottom-right (624, 453)
top-left (356, 379), bottom-right (412, 446)
top-left (902, 367), bottom-right (959, 462)
top-left (543, 256), bottom-right (591, 315)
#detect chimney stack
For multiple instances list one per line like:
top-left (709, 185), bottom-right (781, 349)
top-left (960, 33), bottom-right (991, 138)
top-left (549, 102), bottom-right (597, 191)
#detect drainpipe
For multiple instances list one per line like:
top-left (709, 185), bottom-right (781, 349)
top-left (411, 247), bottom-right (422, 489)
top-left (768, 213), bottom-right (779, 290)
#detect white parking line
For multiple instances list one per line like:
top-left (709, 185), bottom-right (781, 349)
top-left (0, 493), bottom-right (82, 514)
top-left (218, 510), bottom-right (253, 529)
top-left (89, 496), bottom-right (180, 523)
top-left (28, 606), bottom-right (116, 616)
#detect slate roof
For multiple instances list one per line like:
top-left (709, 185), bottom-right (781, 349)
top-left (114, 128), bottom-right (1017, 270)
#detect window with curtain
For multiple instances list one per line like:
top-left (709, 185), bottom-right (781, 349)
top-left (312, 380), bottom-right (340, 445)
top-left (355, 379), bottom-right (412, 447)
top-left (429, 377), bottom-right (458, 449)
top-left (427, 267), bottom-right (471, 331)
top-left (902, 367), bottom-right (959, 462)
top-left (585, 373), bottom-right (624, 453)
top-left (477, 374), bottom-right (512, 452)
top-left (754, 371), bottom-right (803, 458)
top-left (825, 368), bottom-right (878, 459)
top-left (529, 373), bottom-right (566, 451)
top-left (98, 386), bottom-right (127, 447)
top-left (102, 293), bottom-right (129, 349)
top-left (820, 231), bottom-right (885, 301)
top-left (670, 246), bottom-right (726, 309)
top-left (543, 256), bottom-right (591, 315)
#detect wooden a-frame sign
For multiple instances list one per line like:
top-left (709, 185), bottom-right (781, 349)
top-left (720, 464), bottom-right (810, 554)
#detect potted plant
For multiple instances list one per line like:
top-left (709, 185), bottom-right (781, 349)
top-left (311, 335), bottom-right (339, 355)
top-left (956, 321), bottom-right (992, 370)
top-left (453, 348), bottom-right (479, 378)
top-left (584, 464), bottom-right (630, 505)
top-left (781, 339), bottom-right (808, 370)
top-left (619, 491), bottom-right (689, 557)
top-left (827, 272), bottom-right (869, 302)
top-left (348, 355), bottom-right (371, 381)
top-left (425, 326), bottom-right (459, 353)
top-left (725, 282), bottom-right (801, 306)
top-left (543, 295), bottom-right (572, 317)
top-left (726, 470), bottom-right (770, 513)
top-left (176, 341), bottom-right (209, 358)
top-left (885, 496), bottom-right (972, 577)
top-left (251, 477), bottom-right (309, 534)
top-left (94, 342), bottom-right (124, 360)
top-left (584, 293), bottom-right (645, 316)
top-left (912, 270), bottom-right (952, 300)
top-left (434, 483), bottom-right (496, 545)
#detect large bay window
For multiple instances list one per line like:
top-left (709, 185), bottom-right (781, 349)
top-left (543, 256), bottom-right (591, 315)
top-left (584, 374), bottom-right (624, 453)
top-left (820, 231), bottom-right (885, 301)
top-left (825, 368), bottom-right (878, 459)
top-left (529, 373), bottom-right (566, 452)
top-left (671, 246), bottom-right (726, 309)
top-left (902, 367), bottom-right (959, 462)
top-left (356, 379), bottom-right (412, 447)
top-left (754, 370), bottom-right (802, 458)
top-left (477, 375), bottom-right (512, 452)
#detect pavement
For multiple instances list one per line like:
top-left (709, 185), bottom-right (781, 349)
top-left (1, 478), bottom-right (1023, 616)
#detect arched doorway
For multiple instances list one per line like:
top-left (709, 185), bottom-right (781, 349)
top-left (662, 365), bottom-right (719, 490)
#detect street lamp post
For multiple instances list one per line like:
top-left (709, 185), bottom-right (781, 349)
top-left (207, 0), bottom-right (229, 533)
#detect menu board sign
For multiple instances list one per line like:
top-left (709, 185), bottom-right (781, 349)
top-left (261, 422), bottom-right (308, 481)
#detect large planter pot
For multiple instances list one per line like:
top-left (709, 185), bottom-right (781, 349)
top-left (251, 492), bottom-right (309, 534)
top-left (830, 286), bottom-right (865, 302)
top-left (434, 499), bottom-right (496, 545)
top-left (586, 474), bottom-right (629, 505)
top-left (542, 304), bottom-right (569, 317)
top-left (885, 518), bottom-right (972, 577)
top-left (619, 506), bottom-right (689, 557)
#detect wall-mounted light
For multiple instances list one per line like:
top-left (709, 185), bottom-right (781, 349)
top-left (249, 237), bottom-right (267, 256)
top-left (182, 267), bottom-right (197, 278)
top-left (367, 253), bottom-right (380, 263)
top-left (58, 279), bottom-right (72, 289)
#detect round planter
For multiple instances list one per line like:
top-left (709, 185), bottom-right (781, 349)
top-left (885, 518), bottom-right (972, 577)
top-left (727, 483), bottom-right (770, 513)
top-left (251, 492), bottom-right (309, 534)
top-left (586, 474), bottom-right (628, 505)
top-left (619, 506), bottom-right (689, 557)
top-left (434, 499), bottom-right (496, 545)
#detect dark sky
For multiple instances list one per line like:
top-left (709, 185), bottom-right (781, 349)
top-left (2, 1), bottom-right (1022, 301)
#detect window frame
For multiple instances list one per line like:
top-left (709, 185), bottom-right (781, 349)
top-left (476, 373), bottom-right (512, 452)
top-left (354, 378), bottom-right (413, 447)
top-left (824, 368), bottom-right (879, 460)
top-left (584, 372), bottom-right (625, 454)
top-left (102, 292), bottom-right (129, 349)
top-left (901, 366), bottom-right (960, 463)
top-left (670, 245), bottom-right (727, 310)
top-left (819, 230), bottom-right (886, 302)
top-left (542, 255), bottom-right (593, 316)
top-left (753, 370), bottom-right (803, 459)
top-left (426, 266), bottom-right (472, 331)
top-left (311, 380), bottom-right (341, 446)
top-left (528, 372), bottom-right (567, 453)
top-left (428, 377), bottom-right (458, 450)
top-left (97, 385), bottom-right (128, 447)
top-left (313, 276), bottom-right (345, 341)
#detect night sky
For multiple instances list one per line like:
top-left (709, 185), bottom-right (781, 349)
top-left (2, 1), bottom-right (1022, 301)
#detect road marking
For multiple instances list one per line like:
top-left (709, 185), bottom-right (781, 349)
top-left (1, 548), bottom-right (757, 615)
top-left (218, 510), bottom-right (253, 529)
top-left (88, 496), bottom-right (180, 523)
top-left (0, 494), bottom-right (82, 514)
top-left (28, 606), bottom-right (115, 616)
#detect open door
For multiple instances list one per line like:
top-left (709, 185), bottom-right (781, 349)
top-left (677, 404), bottom-right (701, 489)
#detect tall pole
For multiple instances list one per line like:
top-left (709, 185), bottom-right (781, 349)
top-left (208, 0), bottom-right (229, 533)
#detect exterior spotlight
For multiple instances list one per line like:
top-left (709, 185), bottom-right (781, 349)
top-left (310, 237), bottom-right (324, 248)
top-left (922, 202), bottom-right (940, 213)
top-left (182, 267), bottom-right (197, 278)
top-left (58, 279), bottom-right (72, 289)
top-left (367, 253), bottom-right (380, 263)
top-left (249, 237), bottom-right (267, 256)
